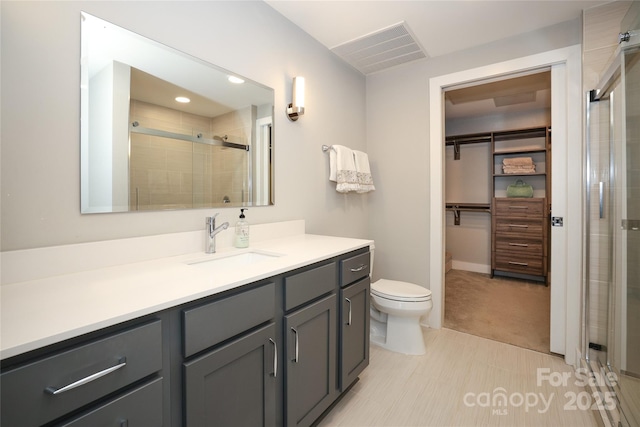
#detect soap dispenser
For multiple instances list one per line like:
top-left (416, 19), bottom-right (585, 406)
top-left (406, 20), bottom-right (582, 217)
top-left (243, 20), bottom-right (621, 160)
top-left (234, 209), bottom-right (249, 248)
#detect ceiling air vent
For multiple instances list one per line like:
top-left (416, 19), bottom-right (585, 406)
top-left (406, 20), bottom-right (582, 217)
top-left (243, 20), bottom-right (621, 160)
top-left (331, 22), bottom-right (427, 75)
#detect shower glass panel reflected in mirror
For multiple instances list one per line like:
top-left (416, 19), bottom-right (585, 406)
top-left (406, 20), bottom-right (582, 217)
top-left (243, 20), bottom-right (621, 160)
top-left (586, 36), bottom-right (640, 427)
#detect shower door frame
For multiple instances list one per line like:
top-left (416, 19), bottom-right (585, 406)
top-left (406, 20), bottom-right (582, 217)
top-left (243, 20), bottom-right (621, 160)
top-left (585, 33), bottom-right (640, 427)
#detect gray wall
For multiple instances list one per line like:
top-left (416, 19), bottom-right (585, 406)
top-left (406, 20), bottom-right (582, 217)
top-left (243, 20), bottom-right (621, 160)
top-left (366, 18), bottom-right (582, 286)
top-left (1, 1), bottom-right (368, 251)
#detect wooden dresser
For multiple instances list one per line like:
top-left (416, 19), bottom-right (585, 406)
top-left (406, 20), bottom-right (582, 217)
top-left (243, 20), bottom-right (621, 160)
top-left (491, 197), bottom-right (548, 283)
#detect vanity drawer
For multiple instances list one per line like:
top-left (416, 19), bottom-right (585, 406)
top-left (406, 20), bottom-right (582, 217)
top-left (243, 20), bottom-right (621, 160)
top-left (494, 198), bottom-right (545, 218)
top-left (0, 320), bottom-right (162, 427)
top-left (494, 217), bottom-right (544, 237)
top-left (340, 251), bottom-right (371, 287)
top-left (183, 282), bottom-right (275, 358)
top-left (59, 377), bottom-right (163, 427)
top-left (494, 253), bottom-right (545, 276)
top-left (494, 236), bottom-right (544, 256)
top-left (285, 262), bottom-right (336, 311)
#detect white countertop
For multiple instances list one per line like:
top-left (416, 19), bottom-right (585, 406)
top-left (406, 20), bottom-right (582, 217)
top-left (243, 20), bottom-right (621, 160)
top-left (1, 233), bottom-right (372, 360)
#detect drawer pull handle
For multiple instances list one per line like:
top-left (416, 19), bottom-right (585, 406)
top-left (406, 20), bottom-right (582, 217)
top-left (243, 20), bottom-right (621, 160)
top-left (350, 264), bottom-right (368, 273)
top-left (508, 243), bottom-right (529, 247)
top-left (509, 206), bottom-right (529, 209)
top-left (345, 297), bottom-right (352, 325)
top-left (508, 224), bottom-right (529, 228)
top-left (45, 357), bottom-right (126, 395)
top-left (508, 261), bottom-right (529, 266)
top-left (291, 328), bottom-right (299, 363)
top-left (269, 338), bottom-right (277, 377)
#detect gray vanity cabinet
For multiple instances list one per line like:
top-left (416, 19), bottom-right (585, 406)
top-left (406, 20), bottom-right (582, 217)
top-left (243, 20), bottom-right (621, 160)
top-left (182, 281), bottom-right (277, 426)
top-left (339, 251), bottom-right (371, 390)
top-left (339, 277), bottom-right (370, 390)
top-left (2, 247), bottom-right (371, 427)
top-left (183, 323), bottom-right (277, 426)
top-left (0, 319), bottom-right (164, 427)
top-left (284, 294), bottom-right (337, 427)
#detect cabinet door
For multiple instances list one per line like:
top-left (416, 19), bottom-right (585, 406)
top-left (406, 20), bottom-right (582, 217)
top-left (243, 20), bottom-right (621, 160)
top-left (285, 294), bottom-right (337, 427)
top-left (183, 323), bottom-right (277, 427)
top-left (340, 278), bottom-right (370, 390)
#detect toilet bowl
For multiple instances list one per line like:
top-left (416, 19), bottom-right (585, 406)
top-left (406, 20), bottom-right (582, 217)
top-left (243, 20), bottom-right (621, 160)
top-left (370, 279), bottom-right (432, 355)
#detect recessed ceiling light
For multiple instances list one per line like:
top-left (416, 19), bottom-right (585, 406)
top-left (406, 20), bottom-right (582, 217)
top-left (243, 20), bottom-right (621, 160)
top-left (175, 96), bottom-right (190, 103)
top-left (228, 76), bottom-right (245, 84)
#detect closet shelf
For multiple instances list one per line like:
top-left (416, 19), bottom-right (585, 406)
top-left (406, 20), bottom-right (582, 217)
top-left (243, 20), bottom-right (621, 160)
top-left (493, 148), bottom-right (547, 155)
top-left (494, 172), bottom-right (546, 177)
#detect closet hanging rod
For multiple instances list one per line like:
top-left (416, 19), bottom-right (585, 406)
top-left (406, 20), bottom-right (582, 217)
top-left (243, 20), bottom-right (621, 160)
top-left (445, 203), bottom-right (491, 226)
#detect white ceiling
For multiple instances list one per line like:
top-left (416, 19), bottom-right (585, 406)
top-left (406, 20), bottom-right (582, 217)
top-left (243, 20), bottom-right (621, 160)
top-left (265, 0), bottom-right (609, 119)
top-left (265, 0), bottom-right (608, 62)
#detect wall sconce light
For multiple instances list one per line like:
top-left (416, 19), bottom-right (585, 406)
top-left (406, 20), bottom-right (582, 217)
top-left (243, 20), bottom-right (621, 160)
top-left (287, 76), bottom-right (305, 121)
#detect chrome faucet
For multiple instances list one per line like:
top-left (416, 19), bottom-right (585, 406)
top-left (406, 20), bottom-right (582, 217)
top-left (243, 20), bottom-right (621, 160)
top-left (205, 213), bottom-right (229, 254)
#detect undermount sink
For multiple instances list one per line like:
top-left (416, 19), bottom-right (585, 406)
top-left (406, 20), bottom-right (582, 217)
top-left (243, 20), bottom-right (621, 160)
top-left (186, 250), bottom-right (282, 270)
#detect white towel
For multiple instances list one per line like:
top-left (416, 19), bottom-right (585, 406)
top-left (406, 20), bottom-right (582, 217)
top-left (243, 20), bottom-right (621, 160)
top-left (353, 150), bottom-right (375, 193)
top-left (330, 145), bottom-right (359, 193)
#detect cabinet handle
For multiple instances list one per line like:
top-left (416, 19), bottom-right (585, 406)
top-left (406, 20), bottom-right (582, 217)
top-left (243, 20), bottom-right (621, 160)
top-left (345, 298), bottom-right (352, 325)
top-left (599, 181), bottom-right (605, 219)
top-left (509, 206), bottom-right (529, 209)
top-left (350, 264), bottom-right (368, 273)
top-left (44, 357), bottom-right (127, 395)
top-left (508, 261), bottom-right (529, 266)
top-left (508, 224), bottom-right (529, 228)
top-left (508, 243), bottom-right (529, 247)
top-left (269, 338), bottom-right (277, 377)
top-left (291, 328), bottom-right (299, 363)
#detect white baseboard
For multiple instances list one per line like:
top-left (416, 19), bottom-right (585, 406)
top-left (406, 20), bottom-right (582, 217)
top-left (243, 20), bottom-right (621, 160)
top-left (451, 260), bottom-right (491, 274)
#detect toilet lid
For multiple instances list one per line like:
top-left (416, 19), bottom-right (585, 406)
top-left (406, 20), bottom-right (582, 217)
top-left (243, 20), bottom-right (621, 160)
top-left (371, 279), bottom-right (432, 302)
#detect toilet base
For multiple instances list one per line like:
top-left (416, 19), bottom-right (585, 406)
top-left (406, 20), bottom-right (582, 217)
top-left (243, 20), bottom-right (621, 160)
top-left (370, 315), bottom-right (426, 355)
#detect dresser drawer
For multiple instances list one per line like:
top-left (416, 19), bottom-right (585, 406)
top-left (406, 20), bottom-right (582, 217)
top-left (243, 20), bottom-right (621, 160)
top-left (494, 252), bottom-right (545, 276)
top-left (1, 320), bottom-right (162, 427)
top-left (495, 235), bottom-right (544, 256)
top-left (340, 251), bottom-right (370, 287)
top-left (183, 282), bottom-right (275, 358)
top-left (494, 198), bottom-right (545, 218)
top-left (285, 262), bottom-right (336, 311)
top-left (59, 377), bottom-right (163, 427)
top-left (494, 217), bottom-right (544, 237)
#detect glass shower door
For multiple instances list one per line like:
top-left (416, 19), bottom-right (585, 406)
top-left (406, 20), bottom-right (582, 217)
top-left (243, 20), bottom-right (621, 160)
top-left (615, 44), bottom-right (640, 427)
top-left (586, 38), bottom-right (640, 427)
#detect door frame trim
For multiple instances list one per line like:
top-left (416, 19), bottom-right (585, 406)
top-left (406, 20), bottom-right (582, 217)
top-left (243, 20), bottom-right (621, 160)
top-left (428, 45), bottom-right (583, 366)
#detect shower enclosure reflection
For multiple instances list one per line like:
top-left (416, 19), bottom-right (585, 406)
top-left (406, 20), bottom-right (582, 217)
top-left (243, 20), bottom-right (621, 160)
top-left (586, 28), bottom-right (640, 427)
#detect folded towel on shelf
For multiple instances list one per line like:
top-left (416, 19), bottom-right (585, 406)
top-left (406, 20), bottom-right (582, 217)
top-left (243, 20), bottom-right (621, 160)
top-left (353, 150), bottom-right (375, 193)
top-left (503, 164), bottom-right (536, 174)
top-left (503, 157), bottom-right (533, 166)
top-left (329, 145), bottom-right (360, 193)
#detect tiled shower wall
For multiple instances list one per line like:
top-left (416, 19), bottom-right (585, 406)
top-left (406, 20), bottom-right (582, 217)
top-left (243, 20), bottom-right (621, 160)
top-left (582, 1), bottom-right (633, 350)
top-left (129, 100), bottom-right (251, 210)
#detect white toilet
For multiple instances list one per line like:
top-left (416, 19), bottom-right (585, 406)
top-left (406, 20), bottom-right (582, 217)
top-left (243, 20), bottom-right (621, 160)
top-left (369, 246), bottom-right (432, 355)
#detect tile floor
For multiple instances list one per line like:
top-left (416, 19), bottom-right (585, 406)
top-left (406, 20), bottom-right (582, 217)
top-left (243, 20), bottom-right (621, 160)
top-left (319, 328), bottom-right (600, 427)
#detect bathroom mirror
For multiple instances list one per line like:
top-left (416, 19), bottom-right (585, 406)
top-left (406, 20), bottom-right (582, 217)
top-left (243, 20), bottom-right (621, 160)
top-left (80, 12), bottom-right (274, 213)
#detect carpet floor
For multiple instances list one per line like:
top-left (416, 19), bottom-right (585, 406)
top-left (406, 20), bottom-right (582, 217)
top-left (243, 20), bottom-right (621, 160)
top-left (444, 269), bottom-right (551, 354)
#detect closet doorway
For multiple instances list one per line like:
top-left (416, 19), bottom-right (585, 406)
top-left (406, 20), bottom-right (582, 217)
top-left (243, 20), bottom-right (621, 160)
top-left (442, 70), bottom-right (552, 354)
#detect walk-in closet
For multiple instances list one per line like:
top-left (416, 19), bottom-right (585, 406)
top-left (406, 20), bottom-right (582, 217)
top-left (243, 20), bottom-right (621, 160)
top-left (443, 71), bottom-right (552, 354)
